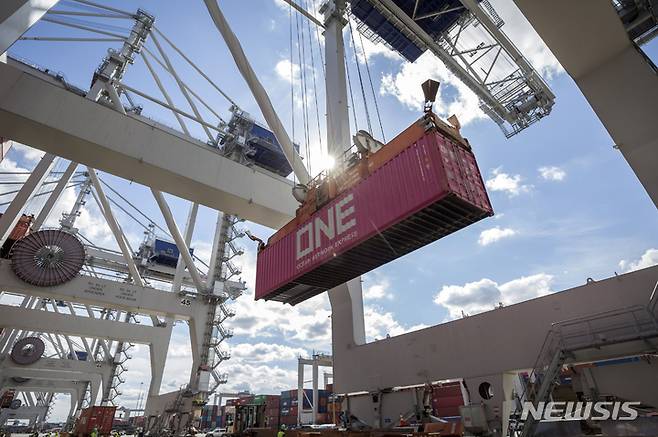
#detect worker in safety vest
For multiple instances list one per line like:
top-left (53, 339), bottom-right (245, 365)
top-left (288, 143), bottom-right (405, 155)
top-left (277, 425), bottom-right (286, 437)
top-left (90, 426), bottom-right (99, 437)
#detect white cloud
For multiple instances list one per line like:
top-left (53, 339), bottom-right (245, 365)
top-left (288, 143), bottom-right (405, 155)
top-left (273, 0), bottom-right (289, 11)
top-left (221, 361), bottom-right (297, 394)
top-left (619, 248), bottom-right (658, 273)
top-left (434, 273), bottom-right (554, 320)
top-left (349, 28), bottom-right (401, 64)
top-left (364, 305), bottom-right (427, 342)
top-left (380, 52), bottom-right (485, 125)
top-left (226, 244), bottom-right (333, 347)
top-left (485, 167), bottom-right (531, 197)
top-left (232, 343), bottom-right (308, 363)
top-left (275, 59), bottom-right (301, 84)
top-left (11, 142), bottom-right (44, 162)
top-left (478, 226), bottom-right (517, 246)
top-left (538, 166), bottom-right (566, 182)
top-left (363, 278), bottom-right (393, 300)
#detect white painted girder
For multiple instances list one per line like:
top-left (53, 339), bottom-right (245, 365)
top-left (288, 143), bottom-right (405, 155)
top-left (512, 0), bottom-right (658, 208)
top-left (2, 379), bottom-right (84, 394)
top-left (0, 305), bottom-right (168, 345)
top-left (0, 260), bottom-right (202, 319)
top-left (0, 304), bottom-right (173, 397)
top-left (0, 59), bottom-right (297, 229)
top-left (0, 368), bottom-right (101, 404)
top-left (0, 0), bottom-right (60, 55)
top-left (0, 405), bottom-right (48, 421)
top-left (0, 357), bottom-right (113, 383)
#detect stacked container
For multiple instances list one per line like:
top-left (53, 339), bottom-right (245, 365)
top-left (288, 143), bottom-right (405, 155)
top-left (279, 389), bottom-right (334, 424)
top-left (264, 395), bottom-right (280, 429)
top-left (200, 405), bottom-right (222, 430)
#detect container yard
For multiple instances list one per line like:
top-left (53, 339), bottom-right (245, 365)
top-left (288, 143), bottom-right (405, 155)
top-left (0, 0), bottom-right (657, 437)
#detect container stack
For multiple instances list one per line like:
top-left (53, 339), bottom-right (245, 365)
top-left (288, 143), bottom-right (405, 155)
top-left (200, 405), bottom-right (222, 430)
top-left (327, 395), bottom-right (342, 424)
top-left (263, 395), bottom-right (280, 428)
top-left (279, 388), bottom-right (334, 425)
top-left (128, 415), bottom-right (145, 429)
top-left (279, 390), bottom-right (297, 426)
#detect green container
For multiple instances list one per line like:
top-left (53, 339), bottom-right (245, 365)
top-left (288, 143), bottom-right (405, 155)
top-left (252, 395), bottom-right (267, 405)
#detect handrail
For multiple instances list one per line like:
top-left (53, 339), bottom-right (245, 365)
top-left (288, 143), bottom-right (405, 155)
top-left (507, 283), bottom-right (658, 436)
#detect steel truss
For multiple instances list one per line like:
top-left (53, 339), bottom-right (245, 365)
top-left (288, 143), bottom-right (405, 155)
top-left (350, 0), bottom-right (555, 137)
top-left (0, 6), bottom-right (247, 429)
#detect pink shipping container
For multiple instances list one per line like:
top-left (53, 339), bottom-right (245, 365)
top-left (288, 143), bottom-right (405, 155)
top-left (256, 113), bottom-right (493, 304)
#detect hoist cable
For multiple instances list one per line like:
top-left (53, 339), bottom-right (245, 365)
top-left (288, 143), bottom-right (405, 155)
top-left (295, 9), bottom-right (312, 173)
top-left (41, 17), bottom-right (128, 39)
top-left (347, 17), bottom-right (372, 135)
top-left (152, 27), bottom-right (238, 108)
top-left (66, 0), bottom-right (133, 17)
top-left (344, 51), bottom-right (359, 132)
top-left (288, 2), bottom-right (297, 185)
top-left (357, 31), bottom-right (386, 142)
top-left (97, 177), bottom-right (170, 238)
top-left (310, 0), bottom-right (326, 79)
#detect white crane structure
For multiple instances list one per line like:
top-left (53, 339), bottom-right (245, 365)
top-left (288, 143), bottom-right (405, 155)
top-left (0, 0), bottom-right (656, 436)
top-left (0, 2), bottom-right (253, 432)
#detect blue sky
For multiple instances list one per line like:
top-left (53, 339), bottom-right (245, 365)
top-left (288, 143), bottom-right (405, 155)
top-left (3, 0), bottom-right (658, 421)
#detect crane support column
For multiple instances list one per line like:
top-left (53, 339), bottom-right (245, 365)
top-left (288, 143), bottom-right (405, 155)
top-left (322, 0), bottom-right (351, 157)
top-left (322, 0), bottom-right (366, 359)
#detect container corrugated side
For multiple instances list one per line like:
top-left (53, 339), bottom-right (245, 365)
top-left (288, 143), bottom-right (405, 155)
top-left (256, 129), bottom-right (492, 303)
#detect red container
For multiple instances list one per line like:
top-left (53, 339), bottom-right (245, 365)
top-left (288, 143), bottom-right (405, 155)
top-left (256, 114), bottom-right (492, 304)
top-left (434, 395), bottom-right (464, 407)
top-left (280, 415), bottom-right (298, 426)
top-left (0, 213), bottom-right (32, 242)
top-left (0, 390), bottom-right (15, 408)
top-left (435, 406), bottom-right (462, 417)
top-left (266, 415), bottom-right (280, 428)
top-left (73, 406), bottom-right (117, 436)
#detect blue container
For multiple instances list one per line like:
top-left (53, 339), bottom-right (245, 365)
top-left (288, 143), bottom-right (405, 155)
top-left (68, 351), bottom-right (88, 361)
top-left (151, 238), bottom-right (194, 268)
top-left (245, 123), bottom-right (301, 178)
